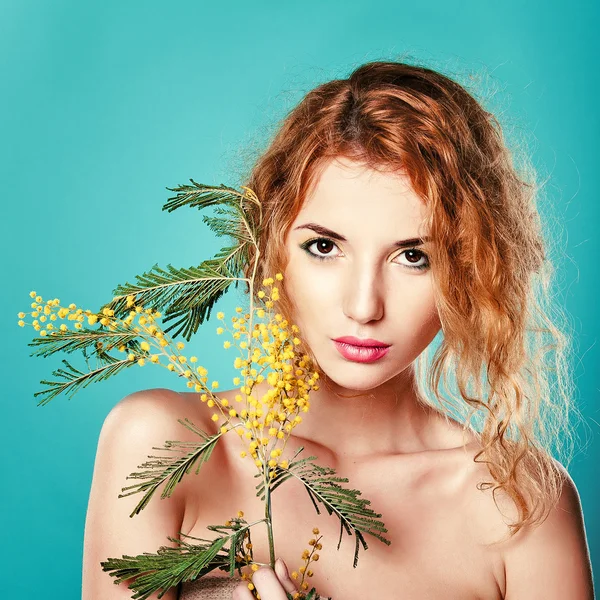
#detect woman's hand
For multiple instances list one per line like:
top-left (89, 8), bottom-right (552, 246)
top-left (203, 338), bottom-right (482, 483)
top-left (233, 558), bottom-right (298, 599)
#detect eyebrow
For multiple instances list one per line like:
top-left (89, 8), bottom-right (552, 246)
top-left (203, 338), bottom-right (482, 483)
top-left (293, 223), bottom-right (432, 249)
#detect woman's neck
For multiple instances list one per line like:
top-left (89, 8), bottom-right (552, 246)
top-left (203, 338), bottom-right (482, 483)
top-left (252, 369), bottom-right (470, 461)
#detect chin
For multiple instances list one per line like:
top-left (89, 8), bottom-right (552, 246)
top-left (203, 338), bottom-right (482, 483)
top-left (315, 355), bottom-right (409, 393)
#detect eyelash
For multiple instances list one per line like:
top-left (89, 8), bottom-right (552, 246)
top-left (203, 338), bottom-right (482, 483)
top-left (300, 237), bottom-right (431, 271)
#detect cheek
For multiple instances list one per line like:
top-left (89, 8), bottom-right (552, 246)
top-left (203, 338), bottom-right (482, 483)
top-left (282, 257), bottom-right (336, 329)
top-left (390, 280), bottom-right (441, 349)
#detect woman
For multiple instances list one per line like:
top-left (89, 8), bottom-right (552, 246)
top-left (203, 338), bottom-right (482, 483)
top-left (82, 60), bottom-right (594, 599)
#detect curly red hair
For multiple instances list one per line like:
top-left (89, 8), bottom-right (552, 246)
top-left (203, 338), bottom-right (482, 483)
top-left (235, 59), bottom-right (583, 542)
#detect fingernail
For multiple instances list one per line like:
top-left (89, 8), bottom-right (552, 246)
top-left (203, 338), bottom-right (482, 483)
top-left (275, 558), bottom-right (289, 579)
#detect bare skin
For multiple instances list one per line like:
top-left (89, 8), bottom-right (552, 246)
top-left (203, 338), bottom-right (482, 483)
top-left (177, 158), bottom-right (509, 599)
top-left (176, 385), bottom-right (507, 600)
top-left (83, 157), bottom-right (593, 599)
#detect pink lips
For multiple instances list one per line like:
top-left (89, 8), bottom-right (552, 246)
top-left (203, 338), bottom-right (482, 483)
top-left (332, 336), bottom-right (391, 363)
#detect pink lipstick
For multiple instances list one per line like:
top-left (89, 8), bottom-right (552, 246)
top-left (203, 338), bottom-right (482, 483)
top-left (332, 336), bottom-right (391, 363)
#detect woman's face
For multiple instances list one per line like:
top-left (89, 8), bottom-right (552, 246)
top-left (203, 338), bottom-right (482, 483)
top-left (283, 157), bottom-right (441, 391)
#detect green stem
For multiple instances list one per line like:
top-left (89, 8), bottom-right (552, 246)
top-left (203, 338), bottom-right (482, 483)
top-left (264, 470), bottom-right (276, 568)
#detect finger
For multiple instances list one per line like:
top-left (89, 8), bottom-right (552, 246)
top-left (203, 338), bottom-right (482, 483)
top-left (251, 566), bottom-right (289, 600)
top-left (232, 579), bottom-right (256, 600)
top-left (275, 558), bottom-right (298, 596)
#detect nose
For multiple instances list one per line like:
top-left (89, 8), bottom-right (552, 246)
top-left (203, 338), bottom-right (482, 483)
top-left (342, 263), bottom-right (385, 324)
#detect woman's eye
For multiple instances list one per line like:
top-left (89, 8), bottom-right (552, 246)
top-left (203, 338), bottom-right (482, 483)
top-left (301, 238), bottom-right (341, 260)
top-left (394, 248), bottom-right (430, 271)
top-left (300, 238), bottom-right (430, 271)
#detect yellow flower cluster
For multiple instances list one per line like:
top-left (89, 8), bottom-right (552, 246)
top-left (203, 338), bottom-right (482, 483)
top-left (17, 290), bottom-right (220, 398)
top-left (18, 274), bottom-right (320, 481)
top-left (17, 292), bottom-right (99, 335)
top-left (214, 274), bottom-right (320, 481)
top-left (288, 527), bottom-right (323, 599)
top-left (19, 274), bottom-right (325, 595)
top-left (242, 526), bottom-right (324, 600)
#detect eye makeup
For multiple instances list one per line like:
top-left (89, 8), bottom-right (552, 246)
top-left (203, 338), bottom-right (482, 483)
top-left (299, 237), bottom-right (431, 271)
top-left (293, 223), bottom-right (432, 249)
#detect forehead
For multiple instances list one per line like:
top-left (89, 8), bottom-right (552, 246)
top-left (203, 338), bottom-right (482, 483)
top-left (294, 157), bottom-right (428, 235)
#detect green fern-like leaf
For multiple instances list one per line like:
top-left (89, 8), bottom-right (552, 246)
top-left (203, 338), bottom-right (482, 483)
top-left (101, 535), bottom-right (232, 600)
top-left (255, 447), bottom-right (391, 568)
top-left (291, 588), bottom-right (332, 600)
top-left (162, 181), bottom-right (248, 213)
top-left (102, 246), bottom-right (248, 341)
top-left (119, 418), bottom-right (224, 517)
top-left (100, 181), bottom-right (261, 342)
top-left (202, 206), bottom-right (255, 243)
top-left (160, 246), bottom-right (251, 340)
top-left (161, 181), bottom-right (261, 265)
top-left (161, 180), bottom-right (262, 232)
top-left (27, 324), bottom-right (141, 359)
top-left (101, 519), bottom-right (258, 599)
top-left (33, 357), bottom-right (136, 406)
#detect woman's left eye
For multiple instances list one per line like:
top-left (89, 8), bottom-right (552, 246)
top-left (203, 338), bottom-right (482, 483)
top-left (395, 248), bottom-right (430, 271)
top-left (300, 238), bottom-right (430, 271)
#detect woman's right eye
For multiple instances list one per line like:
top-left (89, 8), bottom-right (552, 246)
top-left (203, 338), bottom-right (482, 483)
top-left (300, 237), bottom-right (340, 261)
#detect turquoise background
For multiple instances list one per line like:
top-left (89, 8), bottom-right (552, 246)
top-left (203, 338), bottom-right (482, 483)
top-left (1, 0), bottom-right (598, 597)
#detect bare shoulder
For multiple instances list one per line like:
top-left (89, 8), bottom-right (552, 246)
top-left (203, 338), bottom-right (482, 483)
top-left (95, 387), bottom-right (209, 511)
top-left (500, 460), bottom-right (595, 599)
top-left (107, 386), bottom-right (217, 445)
top-left (105, 386), bottom-right (200, 431)
top-left (83, 388), bottom-right (208, 598)
top-left (456, 447), bottom-right (594, 600)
